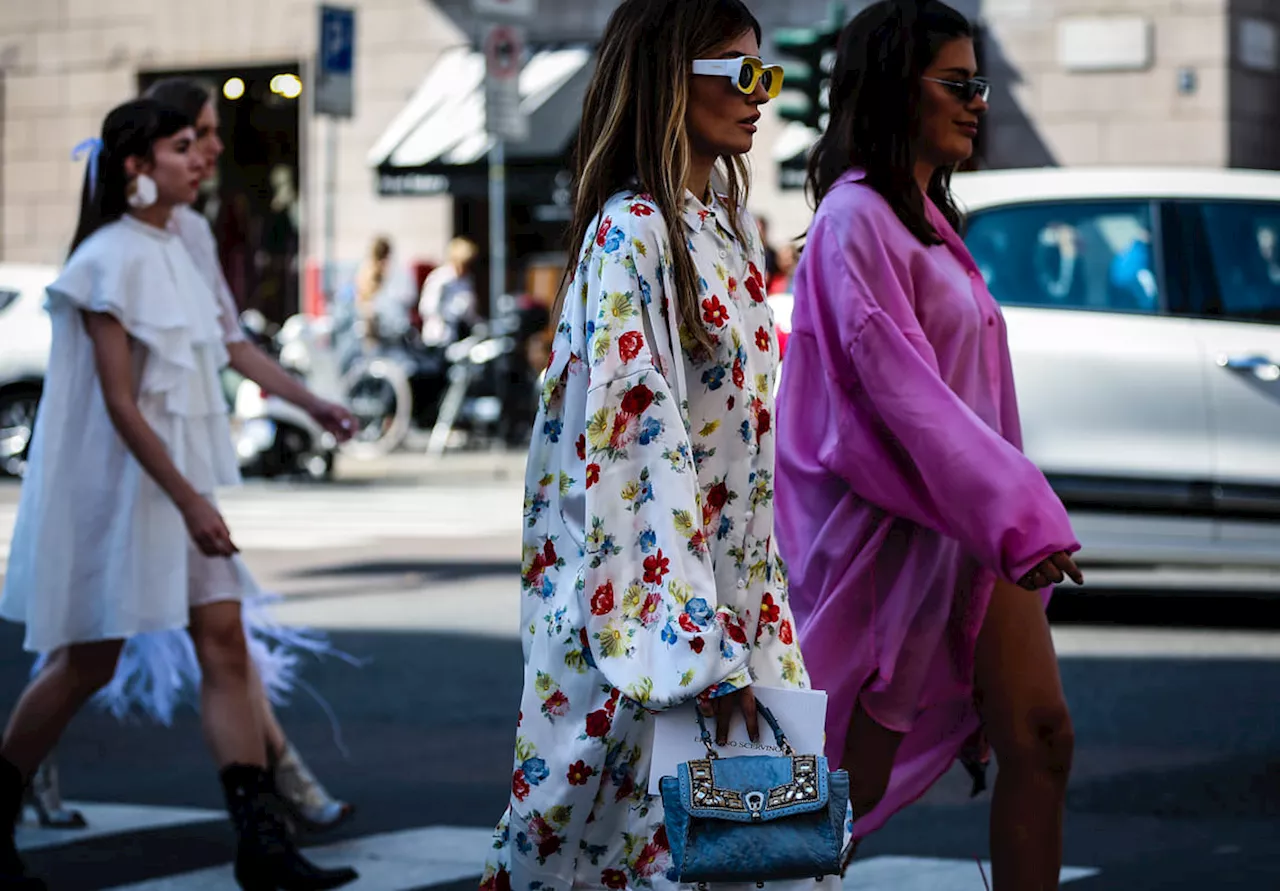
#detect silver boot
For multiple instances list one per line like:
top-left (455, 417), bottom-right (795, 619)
top-left (26, 757), bottom-right (87, 829)
top-left (270, 743), bottom-right (354, 834)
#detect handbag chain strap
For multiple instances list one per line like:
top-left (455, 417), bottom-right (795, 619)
top-left (694, 700), bottom-right (796, 758)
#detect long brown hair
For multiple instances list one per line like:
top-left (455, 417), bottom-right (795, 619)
top-left (556, 0), bottom-right (762, 356)
top-left (807, 0), bottom-right (973, 244)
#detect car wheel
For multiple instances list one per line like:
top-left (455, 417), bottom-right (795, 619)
top-left (0, 384), bottom-right (42, 479)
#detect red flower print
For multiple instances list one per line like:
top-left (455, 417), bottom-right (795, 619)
top-left (688, 529), bottom-right (708, 554)
top-left (706, 481), bottom-right (730, 510)
top-left (602, 869), bottom-right (628, 889)
top-left (643, 550), bottom-right (670, 585)
top-left (701, 296), bottom-right (729, 328)
top-left (779, 618), bottom-right (794, 645)
top-left (679, 613), bottom-right (699, 632)
top-left (576, 434), bottom-right (586, 461)
top-left (537, 836), bottom-right (562, 860)
top-left (634, 841), bottom-right (663, 876)
top-left (543, 690), bottom-right (569, 716)
top-left (732, 359), bottom-right (745, 389)
top-left (567, 760), bottom-right (596, 785)
top-left (640, 591), bottom-right (663, 626)
top-left (629, 202), bottom-right (654, 217)
top-left (620, 383), bottom-right (655, 416)
top-left (690, 636), bottom-right (705, 653)
top-left (654, 824), bottom-right (669, 851)
top-left (614, 775), bottom-right (636, 802)
top-left (585, 708), bottom-right (612, 738)
top-left (698, 208), bottom-right (712, 223)
top-left (755, 326), bottom-right (771, 352)
top-left (758, 408), bottom-right (772, 437)
top-left (481, 868), bottom-right (512, 891)
top-left (726, 395), bottom-right (736, 411)
top-left (760, 593), bottom-right (781, 625)
top-left (591, 582), bottom-right (615, 616)
top-left (618, 330), bottom-right (644, 363)
top-left (595, 217), bottom-right (613, 246)
top-left (746, 267), bottom-right (766, 304)
top-left (726, 620), bottom-right (747, 644)
top-left (727, 276), bottom-right (738, 293)
top-left (606, 688), bottom-right (620, 714)
top-left (543, 540), bottom-right (558, 564)
top-left (512, 769), bottom-right (530, 801)
top-left (586, 463), bottom-right (601, 488)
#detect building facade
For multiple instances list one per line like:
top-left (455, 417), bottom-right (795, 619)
top-left (2, 0), bottom-right (1279, 311)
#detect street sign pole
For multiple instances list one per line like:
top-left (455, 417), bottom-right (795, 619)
top-left (475, 5), bottom-right (532, 326)
top-left (315, 5), bottom-right (355, 308)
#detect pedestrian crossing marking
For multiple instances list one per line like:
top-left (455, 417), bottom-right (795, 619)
top-left (16, 801), bottom-right (224, 852)
top-left (0, 483), bottom-right (524, 562)
top-left (101, 825), bottom-right (495, 891)
top-left (19, 802), bottom-right (1101, 891)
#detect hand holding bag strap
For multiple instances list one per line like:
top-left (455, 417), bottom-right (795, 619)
top-left (693, 701), bottom-right (796, 758)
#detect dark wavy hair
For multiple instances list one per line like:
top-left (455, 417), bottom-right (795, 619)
top-left (144, 77), bottom-right (213, 124)
top-left (806, 0), bottom-right (973, 245)
top-left (69, 99), bottom-right (193, 256)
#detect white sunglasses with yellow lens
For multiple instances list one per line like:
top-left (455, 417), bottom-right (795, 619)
top-left (692, 56), bottom-right (785, 99)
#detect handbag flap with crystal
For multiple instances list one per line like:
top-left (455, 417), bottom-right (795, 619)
top-left (677, 753), bottom-right (830, 823)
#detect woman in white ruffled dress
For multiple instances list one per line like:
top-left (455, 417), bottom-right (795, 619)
top-left (0, 98), bottom-right (358, 891)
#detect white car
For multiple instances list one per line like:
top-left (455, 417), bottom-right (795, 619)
top-left (777, 169), bottom-right (1280, 589)
top-left (0, 264), bottom-right (55, 478)
top-left (957, 168), bottom-right (1280, 589)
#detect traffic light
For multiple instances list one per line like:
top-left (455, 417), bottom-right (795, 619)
top-left (773, 3), bottom-right (846, 132)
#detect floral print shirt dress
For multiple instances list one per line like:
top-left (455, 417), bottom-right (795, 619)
top-left (481, 188), bottom-right (811, 891)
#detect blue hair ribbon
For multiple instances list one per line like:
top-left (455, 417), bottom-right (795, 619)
top-left (71, 137), bottom-right (105, 199)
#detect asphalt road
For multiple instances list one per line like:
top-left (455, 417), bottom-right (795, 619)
top-left (1, 478), bottom-right (1277, 890)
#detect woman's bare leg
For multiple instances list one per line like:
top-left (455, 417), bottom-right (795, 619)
top-left (974, 579), bottom-right (1074, 891)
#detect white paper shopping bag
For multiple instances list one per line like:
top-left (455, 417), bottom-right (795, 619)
top-left (647, 686), bottom-right (828, 795)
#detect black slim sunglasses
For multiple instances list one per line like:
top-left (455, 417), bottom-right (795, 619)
top-left (922, 76), bottom-right (991, 103)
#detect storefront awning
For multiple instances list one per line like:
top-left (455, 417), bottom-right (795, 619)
top-left (369, 45), bottom-right (594, 197)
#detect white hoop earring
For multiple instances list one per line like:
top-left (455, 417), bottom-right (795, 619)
top-left (127, 173), bottom-right (158, 209)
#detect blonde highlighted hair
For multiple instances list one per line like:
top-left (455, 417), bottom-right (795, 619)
top-left (556, 0), bottom-right (763, 356)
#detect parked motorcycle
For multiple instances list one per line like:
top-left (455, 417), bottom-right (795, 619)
top-left (228, 311), bottom-right (339, 481)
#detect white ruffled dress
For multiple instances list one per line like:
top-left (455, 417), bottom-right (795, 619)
top-left (0, 215), bottom-right (248, 653)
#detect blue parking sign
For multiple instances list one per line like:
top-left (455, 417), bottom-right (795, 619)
top-left (321, 6), bottom-right (355, 75)
top-left (316, 5), bottom-right (355, 117)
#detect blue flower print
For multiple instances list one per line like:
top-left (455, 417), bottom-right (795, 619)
top-left (604, 226), bottom-right (626, 253)
top-left (702, 366), bottom-right (726, 391)
top-left (685, 598), bottom-right (713, 625)
top-left (633, 479), bottom-right (654, 509)
top-left (539, 575), bottom-right (555, 601)
top-left (740, 419), bottom-right (752, 443)
top-left (717, 514), bottom-right (734, 541)
top-left (522, 757), bottom-right (550, 786)
top-left (543, 419), bottom-right (563, 443)
top-left (637, 416), bottom-right (663, 445)
top-left (697, 274), bottom-right (709, 295)
top-left (638, 275), bottom-right (653, 306)
top-left (638, 528), bottom-right (657, 553)
top-left (515, 831), bottom-right (533, 855)
top-left (661, 622), bottom-right (678, 646)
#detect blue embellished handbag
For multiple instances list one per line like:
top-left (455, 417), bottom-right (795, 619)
top-left (659, 703), bottom-right (852, 887)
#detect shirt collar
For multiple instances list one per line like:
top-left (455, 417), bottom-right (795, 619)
top-left (681, 188), bottom-right (739, 241)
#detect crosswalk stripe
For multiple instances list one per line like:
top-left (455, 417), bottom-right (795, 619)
top-left (16, 801), bottom-right (224, 852)
top-left (23, 802), bottom-right (1101, 891)
top-left (101, 825), bottom-right (495, 891)
top-left (0, 484), bottom-right (524, 561)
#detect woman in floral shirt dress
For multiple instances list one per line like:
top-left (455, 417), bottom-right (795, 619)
top-left (481, 2), bottom-right (809, 890)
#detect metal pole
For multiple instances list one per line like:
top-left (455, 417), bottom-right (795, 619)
top-left (489, 137), bottom-right (506, 316)
top-left (323, 116), bottom-right (338, 305)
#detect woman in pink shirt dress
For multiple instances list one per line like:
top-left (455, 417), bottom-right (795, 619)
top-left (775, 3), bottom-right (1084, 889)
